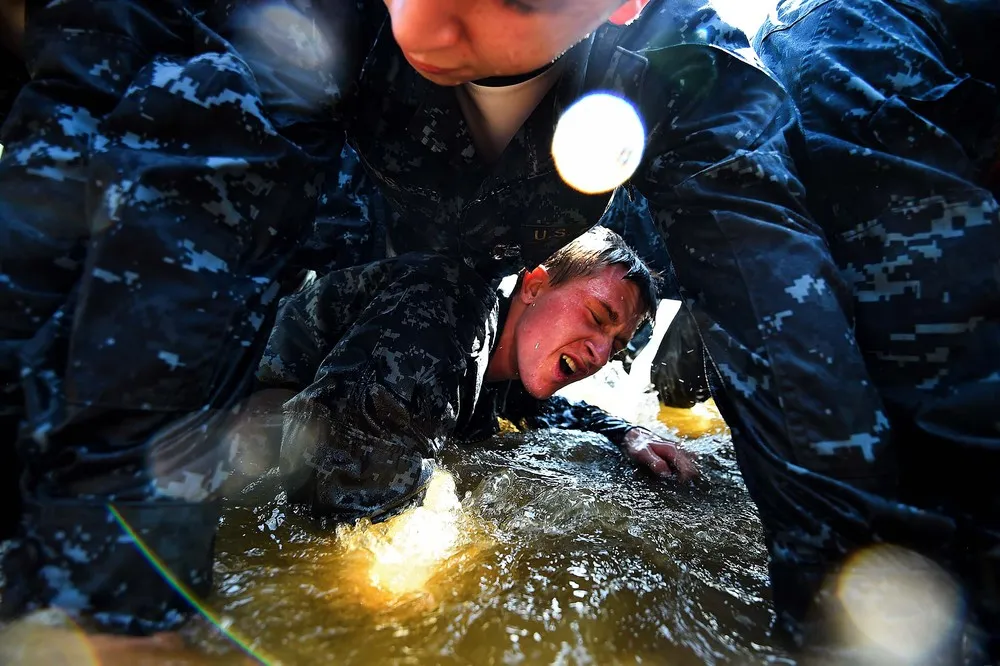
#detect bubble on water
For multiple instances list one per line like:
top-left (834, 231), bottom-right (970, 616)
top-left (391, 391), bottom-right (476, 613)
top-left (834, 544), bottom-right (962, 660)
top-left (552, 92), bottom-right (646, 195)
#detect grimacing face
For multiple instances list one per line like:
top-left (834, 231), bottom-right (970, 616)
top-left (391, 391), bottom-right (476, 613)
top-left (513, 264), bottom-right (644, 400)
top-left (382, 0), bottom-right (642, 85)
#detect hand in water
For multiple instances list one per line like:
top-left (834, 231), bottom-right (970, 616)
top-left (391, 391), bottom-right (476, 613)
top-left (622, 427), bottom-right (699, 483)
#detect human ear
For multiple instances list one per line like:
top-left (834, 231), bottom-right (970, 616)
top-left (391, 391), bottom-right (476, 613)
top-left (608, 0), bottom-right (651, 26)
top-left (520, 265), bottom-right (550, 304)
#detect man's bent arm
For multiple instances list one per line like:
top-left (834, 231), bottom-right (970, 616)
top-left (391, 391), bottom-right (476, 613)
top-left (500, 387), bottom-right (634, 447)
top-left (633, 43), bottom-right (952, 625)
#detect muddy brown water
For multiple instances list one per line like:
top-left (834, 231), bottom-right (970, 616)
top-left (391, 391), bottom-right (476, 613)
top-left (185, 400), bottom-right (793, 665)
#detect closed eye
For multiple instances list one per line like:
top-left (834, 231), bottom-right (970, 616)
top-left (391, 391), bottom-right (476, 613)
top-left (501, 0), bottom-right (537, 14)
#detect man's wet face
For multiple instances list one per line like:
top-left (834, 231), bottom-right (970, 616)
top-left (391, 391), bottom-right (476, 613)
top-left (382, 0), bottom-right (630, 85)
top-left (514, 264), bottom-right (644, 399)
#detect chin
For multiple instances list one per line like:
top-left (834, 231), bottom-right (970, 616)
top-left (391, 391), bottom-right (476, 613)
top-left (521, 377), bottom-right (555, 401)
top-left (417, 73), bottom-right (465, 86)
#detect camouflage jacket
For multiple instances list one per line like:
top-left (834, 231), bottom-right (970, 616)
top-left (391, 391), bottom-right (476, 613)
top-left (335, 0), bottom-right (772, 273)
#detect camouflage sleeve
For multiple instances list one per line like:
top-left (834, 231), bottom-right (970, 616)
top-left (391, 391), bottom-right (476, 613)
top-left (754, 0), bottom-right (1000, 641)
top-left (0, 0), bottom-right (334, 634)
top-left (275, 255), bottom-right (499, 523)
top-left (257, 259), bottom-right (402, 390)
top-left (500, 388), bottom-right (634, 447)
top-left (205, 0), bottom-right (374, 275)
top-left (293, 144), bottom-right (389, 275)
top-left (632, 46), bottom-right (939, 621)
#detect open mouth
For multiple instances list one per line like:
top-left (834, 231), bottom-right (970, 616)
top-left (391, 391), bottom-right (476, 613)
top-left (558, 353), bottom-right (578, 378)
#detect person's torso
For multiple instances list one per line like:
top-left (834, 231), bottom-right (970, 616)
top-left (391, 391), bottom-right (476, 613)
top-left (347, 18), bottom-right (616, 277)
top-left (346, 0), bottom-right (761, 278)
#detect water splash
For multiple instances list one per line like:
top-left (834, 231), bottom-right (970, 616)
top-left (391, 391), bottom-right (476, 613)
top-left (326, 470), bottom-right (495, 610)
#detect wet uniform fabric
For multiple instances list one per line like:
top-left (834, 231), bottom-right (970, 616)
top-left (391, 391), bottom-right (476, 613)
top-left (256, 252), bottom-right (638, 522)
top-left (754, 0), bottom-right (1000, 652)
top-left (0, 1), bottom-right (331, 632)
top-left (0, 0), bottom-right (913, 639)
top-left (603, 190), bottom-right (711, 409)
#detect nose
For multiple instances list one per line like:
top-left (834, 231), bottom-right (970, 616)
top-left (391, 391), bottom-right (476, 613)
top-left (386, 0), bottom-right (462, 56)
top-left (584, 336), bottom-right (614, 370)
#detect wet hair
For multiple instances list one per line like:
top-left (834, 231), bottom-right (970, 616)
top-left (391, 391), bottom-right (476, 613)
top-left (541, 226), bottom-right (660, 324)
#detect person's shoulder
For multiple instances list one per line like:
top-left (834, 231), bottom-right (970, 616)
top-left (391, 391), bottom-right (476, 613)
top-left (616, 0), bottom-right (757, 62)
top-left (390, 253), bottom-right (497, 301)
top-left (610, 4), bottom-right (800, 177)
top-left (609, 0), bottom-right (787, 118)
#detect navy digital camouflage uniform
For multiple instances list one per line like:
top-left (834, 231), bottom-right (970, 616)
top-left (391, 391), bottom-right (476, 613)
top-left (0, 0), bottom-right (347, 632)
top-left (754, 0), bottom-right (1000, 651)
top-left (340, 12), bottom-right (942, 642)
top-left (256, 251), bottom-right (641, 522)
top-left (0, 0), bottom-right (933, 640)
top-left (603, 189), bottom-right (711, 409)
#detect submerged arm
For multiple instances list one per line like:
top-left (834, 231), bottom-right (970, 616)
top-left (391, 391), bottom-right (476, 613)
top-left (500, 388), bottom-right (698, 481)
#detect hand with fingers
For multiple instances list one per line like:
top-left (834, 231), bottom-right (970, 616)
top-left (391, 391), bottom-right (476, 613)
top-left (621, 427), bottom-right (700, 483)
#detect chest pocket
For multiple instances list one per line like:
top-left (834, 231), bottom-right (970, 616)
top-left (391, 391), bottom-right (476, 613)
top-left (514, 182), bottom-right (617, 267)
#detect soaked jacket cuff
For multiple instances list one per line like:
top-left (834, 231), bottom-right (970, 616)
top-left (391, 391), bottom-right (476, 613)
top-left (0, 498), bottom-right (220, 635)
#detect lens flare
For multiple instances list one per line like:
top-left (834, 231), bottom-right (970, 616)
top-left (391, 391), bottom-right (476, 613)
top-left (834, 544), bottom-right (962, 660)
top-left (552, 93), bottom-right (645, 195)
top-left (245, 4), bottom-right (334, 70)
top-left (108, 505), bottom-right (277, 664)
top-left (0, 610), bottom-right (99, 665)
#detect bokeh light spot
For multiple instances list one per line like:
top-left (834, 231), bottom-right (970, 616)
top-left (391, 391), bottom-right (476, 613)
top-left (835, 544), bottom-right (962, 660)
top-left (248, 4), bottom-right (333, 70)
top-left (0, 610), bottom-right (98, 665)
top-left (552, 93), bottom-right (646, 195)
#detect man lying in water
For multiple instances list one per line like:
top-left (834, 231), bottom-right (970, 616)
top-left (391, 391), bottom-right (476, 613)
top-left (257, 227), bottom-right (698, 522)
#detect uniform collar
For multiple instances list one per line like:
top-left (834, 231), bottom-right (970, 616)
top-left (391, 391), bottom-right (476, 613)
top-left (397, 34), bottom-right (598, 181)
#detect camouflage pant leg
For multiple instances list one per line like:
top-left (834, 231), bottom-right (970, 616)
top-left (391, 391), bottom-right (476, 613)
top-left (260, 254), bottom-right (498, 523)
top-left (758, 0), bottom-right (1000, 650)
top-left (0, 6), bottom-right (326, 633)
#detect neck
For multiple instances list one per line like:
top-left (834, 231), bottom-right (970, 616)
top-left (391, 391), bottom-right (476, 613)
top-left (485, 297), bottom-right (525, 382)
top-left (472, 62), bottom-right (554, 88)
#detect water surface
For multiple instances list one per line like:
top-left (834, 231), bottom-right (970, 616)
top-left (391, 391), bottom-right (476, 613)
top-left (198, 400), bottom-right (792, 665)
